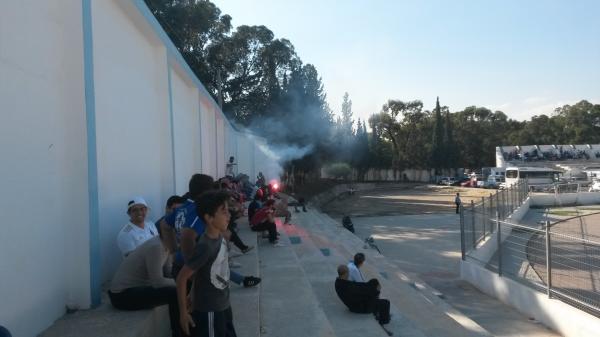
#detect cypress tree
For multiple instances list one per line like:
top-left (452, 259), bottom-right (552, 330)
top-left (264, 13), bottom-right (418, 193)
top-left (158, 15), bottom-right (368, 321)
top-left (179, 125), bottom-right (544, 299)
top-left (430, 97), bottom-right (445, 174)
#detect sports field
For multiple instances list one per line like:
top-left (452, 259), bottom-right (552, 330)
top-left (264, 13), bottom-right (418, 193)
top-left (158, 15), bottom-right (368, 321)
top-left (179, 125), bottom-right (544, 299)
top-left (321, 184), bottom-right (493, 217)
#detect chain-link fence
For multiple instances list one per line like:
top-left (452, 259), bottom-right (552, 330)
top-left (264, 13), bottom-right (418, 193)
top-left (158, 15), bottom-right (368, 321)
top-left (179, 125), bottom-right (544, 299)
top-left (461, 182), bottom-right (600, 316)
top-left (485, 220), bottom-right (600, 315)
top-left (460, 180), bottom-right (529, 258)
top-left (530, 182), bottom-right (592, 194)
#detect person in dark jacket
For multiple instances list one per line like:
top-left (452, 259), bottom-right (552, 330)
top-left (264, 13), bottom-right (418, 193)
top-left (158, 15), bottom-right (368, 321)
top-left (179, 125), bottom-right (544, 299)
top-left (334, 264), bottom-right (380, 313)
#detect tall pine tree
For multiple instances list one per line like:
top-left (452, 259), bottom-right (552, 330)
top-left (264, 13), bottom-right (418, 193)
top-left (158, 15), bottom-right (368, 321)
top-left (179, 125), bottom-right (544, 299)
top-left (430, 97), bottom-right (445, 174)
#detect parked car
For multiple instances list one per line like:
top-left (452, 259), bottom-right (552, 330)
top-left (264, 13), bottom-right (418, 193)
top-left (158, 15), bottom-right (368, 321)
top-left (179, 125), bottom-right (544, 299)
top-left (461, 179), bottom-right (474, 187)
top-left (437, 177), bottom-right (456, 185)
top-left (590, 180), bottom-right (600, 192)
top-left (452, 178), bottom-right (470, 186)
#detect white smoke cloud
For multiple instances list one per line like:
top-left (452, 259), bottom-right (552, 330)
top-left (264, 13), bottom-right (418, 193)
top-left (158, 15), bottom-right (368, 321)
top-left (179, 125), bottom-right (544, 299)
top-left (244, 132), bottom-right (314, 181)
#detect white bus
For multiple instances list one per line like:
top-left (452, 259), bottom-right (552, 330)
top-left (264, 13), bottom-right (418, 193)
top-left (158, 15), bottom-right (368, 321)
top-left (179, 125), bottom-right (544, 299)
top-left (504, 166), bottom-right (560, 187)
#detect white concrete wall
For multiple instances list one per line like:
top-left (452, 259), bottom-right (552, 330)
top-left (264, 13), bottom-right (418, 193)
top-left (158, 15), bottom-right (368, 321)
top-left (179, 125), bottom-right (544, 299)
top-left (216, 115), bottom-right (225, 177)
top-left (0, 1), bottom-right (91, 336)
top-left (225, 126), bottom-right (237, 165)
top-left (92, 0), bottom-right (173, 282)
top-left (170, 64), bottom-right (202, 194)
top-left (530, 192), bottom-right (600, 207)
top-left (1, 1), bottom-right (277, 335)
top-left (461, 262), bottom-right (600, 337)
top-left (200, 97), bottom-right (217, 177)
top-left (236, 132), bottom-right (255, 179)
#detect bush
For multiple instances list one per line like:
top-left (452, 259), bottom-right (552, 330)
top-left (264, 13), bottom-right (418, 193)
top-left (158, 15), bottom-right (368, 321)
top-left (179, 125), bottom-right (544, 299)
top-left (325, 162), bottom-right (352, 180)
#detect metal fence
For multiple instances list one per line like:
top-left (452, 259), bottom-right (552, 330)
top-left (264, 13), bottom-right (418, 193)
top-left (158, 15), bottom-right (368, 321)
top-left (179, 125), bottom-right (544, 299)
top-left (460, 182), bottom-right (600, 316)
top-left (530, 182), bottom-right (591, 194)
top-left (460, 180), bottom-right (529, 257)
top-left (482, 220), bottom-right (600, 315)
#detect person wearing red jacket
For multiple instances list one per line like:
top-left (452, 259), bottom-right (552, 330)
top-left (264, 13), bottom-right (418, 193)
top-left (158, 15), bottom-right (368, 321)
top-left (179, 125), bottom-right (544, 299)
top-left (249, 199), bottom-right (282, 246)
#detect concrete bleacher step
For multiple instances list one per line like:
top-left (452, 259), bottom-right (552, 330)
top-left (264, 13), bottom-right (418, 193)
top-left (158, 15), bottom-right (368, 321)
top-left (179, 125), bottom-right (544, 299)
top-left (281, 220), bottom-right (419, 337)
top-left (291, 209), bottom-right (492, 337)
top-left (309, 210), bottom-right (492, 337)
top-left (229, 220), bottom-right (261, 337)
top-left (40, 220), bottom-right (261, 337)
top-left (38, 293), bottom-right (170, 337)
top-left (257, 220), bottom-right (337, 337)
top-left (291, 212), bottom-right (431, 337)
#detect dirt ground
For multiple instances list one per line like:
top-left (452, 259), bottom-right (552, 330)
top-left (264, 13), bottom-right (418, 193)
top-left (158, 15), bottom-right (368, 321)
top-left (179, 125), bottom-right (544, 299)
top-left (320, 184), bottom-right (494, 217)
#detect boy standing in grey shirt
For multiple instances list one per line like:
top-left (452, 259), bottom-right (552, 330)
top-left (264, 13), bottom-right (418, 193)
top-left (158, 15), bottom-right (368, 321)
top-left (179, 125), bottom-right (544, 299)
top-left (176, 191), bottom-right (237, 337)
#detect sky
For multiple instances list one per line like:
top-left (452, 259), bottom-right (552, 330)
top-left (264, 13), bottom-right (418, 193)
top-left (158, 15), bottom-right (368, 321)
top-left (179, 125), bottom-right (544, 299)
top-left (211, 0), bottom-right (600, 122)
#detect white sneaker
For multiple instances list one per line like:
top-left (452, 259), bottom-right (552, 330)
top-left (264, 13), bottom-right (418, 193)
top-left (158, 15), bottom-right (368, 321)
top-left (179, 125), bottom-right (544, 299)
top-left (272, 241), bottom-right (285, 247)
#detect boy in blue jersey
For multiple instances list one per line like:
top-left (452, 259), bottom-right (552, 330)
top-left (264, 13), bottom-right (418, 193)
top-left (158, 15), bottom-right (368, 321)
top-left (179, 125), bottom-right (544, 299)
top-left (160, 174), bottom-right (260, 287)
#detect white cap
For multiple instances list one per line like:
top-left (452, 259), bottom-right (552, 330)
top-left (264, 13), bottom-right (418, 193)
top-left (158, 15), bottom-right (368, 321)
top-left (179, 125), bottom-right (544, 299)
top-left (127, 196), bottom-right (148, 210)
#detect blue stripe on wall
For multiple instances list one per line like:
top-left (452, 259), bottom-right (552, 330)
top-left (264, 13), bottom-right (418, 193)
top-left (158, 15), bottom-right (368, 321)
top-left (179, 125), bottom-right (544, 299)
top-left (82, 0), bottom-right (101, 307)
top-left (166, 56), bottom-right (177, 193)
top-left (215, 112), bottom-right (218, 175)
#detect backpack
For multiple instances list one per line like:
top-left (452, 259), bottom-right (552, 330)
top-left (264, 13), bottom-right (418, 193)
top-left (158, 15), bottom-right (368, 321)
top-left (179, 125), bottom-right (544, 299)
top-left (374, 299), bottom-right (391, 325)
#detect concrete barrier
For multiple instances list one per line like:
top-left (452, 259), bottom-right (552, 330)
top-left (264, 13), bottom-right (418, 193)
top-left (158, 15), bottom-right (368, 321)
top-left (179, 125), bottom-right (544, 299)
top-left (530, 191), bottom-right (600, 207)
top-left (461, 262), bottom-right (600, 337)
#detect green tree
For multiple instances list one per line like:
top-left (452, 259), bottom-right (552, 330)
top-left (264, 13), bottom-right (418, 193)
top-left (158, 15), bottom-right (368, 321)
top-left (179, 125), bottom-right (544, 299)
top-left (430, 97), bottom-right (445, 173)
top-left (145, 0), bottom-right (232, 97)
top-left (443, 110), bottom-right (457, 169)
top-left (352, 119), bottom-right (371, 180)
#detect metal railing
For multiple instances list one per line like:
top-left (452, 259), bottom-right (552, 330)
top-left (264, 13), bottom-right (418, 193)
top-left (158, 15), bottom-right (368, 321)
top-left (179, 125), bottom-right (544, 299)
top-left (460, 180), bottom-right (529, 258)
top-left (460, 182), bottom-right (600, 316)
top-left (529, 182), bottom-right (592, 194)
top-left (483, 219), bottom-right (600, 315)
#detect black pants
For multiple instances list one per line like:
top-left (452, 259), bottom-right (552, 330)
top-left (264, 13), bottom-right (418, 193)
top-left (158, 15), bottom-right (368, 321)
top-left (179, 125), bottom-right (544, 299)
top-left (251, 221), bottom-right (277, 243)
top-left (108, 287), bottom-right (181, 337)
top-left (191, 307), bottom-right (237, 337)
top-left (228, 223), bottom-right (249, 251)
top-left (455, 203), bottom-right (460, 214)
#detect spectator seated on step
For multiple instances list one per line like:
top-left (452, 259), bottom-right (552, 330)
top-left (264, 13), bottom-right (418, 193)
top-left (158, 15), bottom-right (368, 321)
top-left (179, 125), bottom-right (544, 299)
top-left (219, 177), bottom-right (244, 220)
top-left (274, 195), bottom-right (292, 224)
top-left (155, 195), bottom-right (186, 237)
top-left (347, 253), bottom-right (366, 282)
top-left (108, 235), bottom-right (182, 337)
top-left (160, 173), bottom-right (260, 287)
top-left (235, 173), bottom-right (255, 199)
top-left (247, 191), bottom-right (263, 222)
top-left (229, 176), bottom-right (246, 204)
top-left (117, 196), bottom-right (159, 257)
top-left (335, 264), bottom-right (381, 314)
top-left (219, 178), bottom-right (254, 255)
top-left (256, 171), bottom-right (266, 188)
top-left (249, 199), bottom-right (282, 246)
